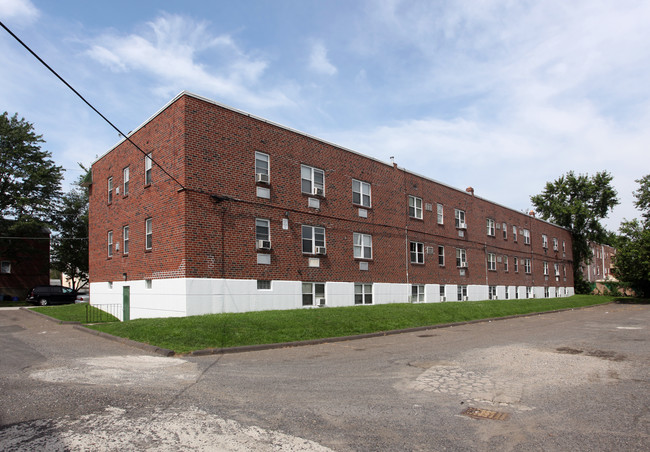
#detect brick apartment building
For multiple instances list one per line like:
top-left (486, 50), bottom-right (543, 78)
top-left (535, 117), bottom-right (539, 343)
top-left (582, 241), bottom-right (616, 285)
top-left (89, 92), bottom-right (574, 320)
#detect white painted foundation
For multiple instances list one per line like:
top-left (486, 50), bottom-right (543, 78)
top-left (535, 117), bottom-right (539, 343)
top-left (90, 279), bottom-right (576, 321)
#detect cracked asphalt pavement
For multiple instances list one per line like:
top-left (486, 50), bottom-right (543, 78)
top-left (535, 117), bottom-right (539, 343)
top-left (1, 302), bottom-right (648, 451)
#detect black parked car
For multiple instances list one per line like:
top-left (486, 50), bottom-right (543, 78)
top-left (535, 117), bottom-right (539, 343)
top-left (26, 285), bottom-right (78, 306)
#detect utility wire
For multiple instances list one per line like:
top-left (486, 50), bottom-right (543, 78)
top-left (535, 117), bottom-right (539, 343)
top-left (0, 20), bottom-right (187, 193)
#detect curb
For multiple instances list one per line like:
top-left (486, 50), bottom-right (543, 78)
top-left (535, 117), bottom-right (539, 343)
top-left (20, 302), bottom-right (614, 358)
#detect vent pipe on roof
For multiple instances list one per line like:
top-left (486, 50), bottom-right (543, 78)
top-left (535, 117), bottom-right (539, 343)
top-left (466, 187), bottom-right (474, 196)
top-left (529, 210), bottom-right (536, 217)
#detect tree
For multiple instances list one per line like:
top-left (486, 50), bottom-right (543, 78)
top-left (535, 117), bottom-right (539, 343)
top-left (613, 175), bottom-right (650, 297)
top-left (50, 167), bottom-right (89, 290)
top-left (0, 112), bottom-right (63, 222)
top-left (531, 171), bottom-right (619, 293)
top-left (1, 112), bottom-right (63, 270)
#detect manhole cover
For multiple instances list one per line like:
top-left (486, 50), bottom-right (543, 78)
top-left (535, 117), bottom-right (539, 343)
top-left (461, 407), bottom-right (509, 421)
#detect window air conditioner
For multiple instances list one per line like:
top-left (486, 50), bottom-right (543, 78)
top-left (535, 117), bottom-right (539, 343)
top-left (312, 187), bottom-right (324, 196)
top-left (317, 298), bottom-right (326, 306)
top-left (257, 240), bottom-right (271, 250)
top-left (462, 296), bottom-right (469, 301)
top-left (459, 262), bottom-right (468, 268)
top-left (315, 246), bottom-right (327, 255)
top-left (256, 173), bottom-right (269, 184)
top-left (458, 222), bottom-right (467, 229)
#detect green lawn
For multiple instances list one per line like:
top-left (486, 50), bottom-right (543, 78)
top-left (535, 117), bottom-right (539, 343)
top-left (76, 295), bottom-right (617, 353)
top-left (30, 303), bottom-right (119, 323)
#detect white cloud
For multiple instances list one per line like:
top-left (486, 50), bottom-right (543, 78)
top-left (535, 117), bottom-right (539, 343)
top-left (0, 0), bottom-right (39, 23)
top-left (308, 41), bottom-right (337, 76)
top-left (85, 14), bottom-right (292, 110)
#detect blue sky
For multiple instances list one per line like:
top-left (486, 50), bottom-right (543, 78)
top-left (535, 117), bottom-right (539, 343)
top-left (2, 0), bottom-right (649, 231)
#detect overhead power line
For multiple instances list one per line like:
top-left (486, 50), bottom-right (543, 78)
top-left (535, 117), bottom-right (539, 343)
top-left (0, 20), bottom-right (186, 193)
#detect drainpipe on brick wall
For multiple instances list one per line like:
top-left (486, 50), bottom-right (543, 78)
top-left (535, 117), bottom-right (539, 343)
top-left (484, 243), bottom-right (489, 289)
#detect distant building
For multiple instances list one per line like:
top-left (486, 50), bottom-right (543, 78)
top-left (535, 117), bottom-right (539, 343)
top-left (89, 92), bottom-right (575, 320)
top-left (0, 226), bottom-right (50, 300)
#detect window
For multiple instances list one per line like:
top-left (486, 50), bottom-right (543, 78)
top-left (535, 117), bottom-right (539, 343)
top-left (512, 225), bottom-right (517, 242)
top-left (504, 255), bottom-right (509, 272)
top-left (145, 152), bottom-right (153, 185)
top-left (302, 225), bottom-right (325, 254)
top-left (256, 218), bottom-right (270, 242)
top-left (562, 240), bottom-right (566, 255)
top-left (544, 287), bottom-right (550, 298)
top-left (514, 257), bottom-right (519, 273)
top-left (456, 248), bottom-right (467, 267)
top-left (487, 253), bottom-right (496, 271)
top-left (526, 287), bottom-right (532, 299)
top-left (145, 279), bottom-right (152, 289)
top-left (523, 229), bottom-right (530, 245)
top-left (553, 237), bottom-right (558, 251)
top-left (123, 226), bottom-right (129, 255)
top-left (352, 179), bottom-right (371, 207)
top-left (301, 165), bottom-right (324, 195)
top-left (489, 286), bottom-right (497, 300)
top-left (457, 285), bottom-right (467, 301)
top-left (455, 209), bottom-right (466, 228)
top-left (437, 203), bottom-right (444, 224)
top-left (554, 263), bottom-right (560, 276)
top-left (438, 246), bottom-right (445, 266)
top-left (257, 280), bottom-right (271, 290)
top-left (1, 261), bottom-right (11, 274)
top-left (255, 152), bottom-right (270, 182)
top-left (410, 241), bottom-right (424, 264)
top-left (302, 282), bottom-right (325, 306)
top-left (542, 234), bottom-right (548, 249)
top-left (409, 196), bottom-right (422, 219)
top-left (514, 286), bottom-right (519, 299)
top-left (355, 283), bottom-right (373, 304)
top-left (524, 258), bottom-right (532, 274)
top-left (145, 218), bottom-right (152, 250)
top-left (504, 286), bottom-right (510, 299)
top-left (563, 265), bottom-right (567, 277)
top-left (353, 233), bottom-right (373, 259)
top-left (123, 166), bottom-right (130, 195)
top-left (486, 218), bottom-right (496, 236)
top-left (440, 285), bottom-right (446, 299)
top-left (543, 261), bottom-right (549, 275)
top-left (107, 230), bottom-right (113, 257)
top-left (411, 284), bottom-right (425, 302)
top-left (503, 223), bottom-right (507, 239)
top-left (107, 177), bottom-right (113, 203)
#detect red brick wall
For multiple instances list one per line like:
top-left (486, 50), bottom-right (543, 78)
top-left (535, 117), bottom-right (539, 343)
top-left (90, 93), bottom-right (574, 290)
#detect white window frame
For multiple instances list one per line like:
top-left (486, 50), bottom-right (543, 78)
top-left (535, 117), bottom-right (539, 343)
top-left (487, 253), bottom-right (496, 271)
top-left (544, 287), bottom-right (550, 298)
top-left (123, 166), bottom-right (130, 196)
top-left (489, 286), bottom-right (497, 300)
top-left (302, 282), bottom-right (325, 306)
top-left (302, 225), bottom-right (325, 254)
top-left (145, 218), bottom-right (152, 250)
top-left (438, 245), bottom-right (445, 266)
top-left (457, 285), bottom-right (467, 301)
top-left (514, 256), bottom-right (519, 273)
top-left (456, 248), bottom-right (467, 267)
top-left (523, 229), bottom-right (531, 245)
top-left (410, 241), bottom-right (424, 264)
top-left (107, 177), bottom-right (113, 204)
top-left (542, 234), bottom-right (548, 249)
top-left (255, 151), bottom-right (270, 180)
top-left (487, 218), bottom-right (496, 236)
top-left (354, 283), bottom-right (373, 305)
top-left (504, 255), bottom-right (509, 272)
top-left (502, 223), bottom-right (507, 239)
top-left (553, 237), bottom-right (559, 251)
top-left (437, 203), bottom-right (444, 224)
top-left (353, 232), bottom-right (372, 259)
top-left (411, 284), bottom-right (425, 302)
top-left (408, 195), bottom-right (423, 219)
top-left (455, 209), bottom-right (466, 228)
top-left (1, 261), bottom-right (11, 274)
top-left (526, 287), bottom-right (532, 299)
top-left (352, 179), bottom-right (371, 208)
top-left (256, 218), bottom-right (270, 242)
top-left (543, 261), bottom-right (549, 275)
top-left (504, 286), bottom-right (510, 300)
top-left (524, 258), bottom-right (532, 274)
top-left (554, 263), bottom-right (560, 276)
top-left (145, 152), bottom-right (153, 185)
top-left (512, 225), bottom-right (517, 242)
top-left (107, 230), bottom-right (113, 257)
top-left (123, 225), bottom-right (129, 255)
top-left (301, 165), bottom-right (324, 195)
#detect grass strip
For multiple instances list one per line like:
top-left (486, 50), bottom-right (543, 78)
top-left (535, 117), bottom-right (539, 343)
top-left (30, 303), bottom-right (119, 323)
top-left (82, 295), bottom-right (617, 353)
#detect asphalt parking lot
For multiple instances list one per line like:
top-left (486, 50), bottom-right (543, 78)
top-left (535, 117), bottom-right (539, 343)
top-left (1, 302), bottom-right (648, 451)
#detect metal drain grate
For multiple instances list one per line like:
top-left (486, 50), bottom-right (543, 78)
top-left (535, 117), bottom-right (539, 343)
top-left (461, 406), bottom-right (509, 421)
